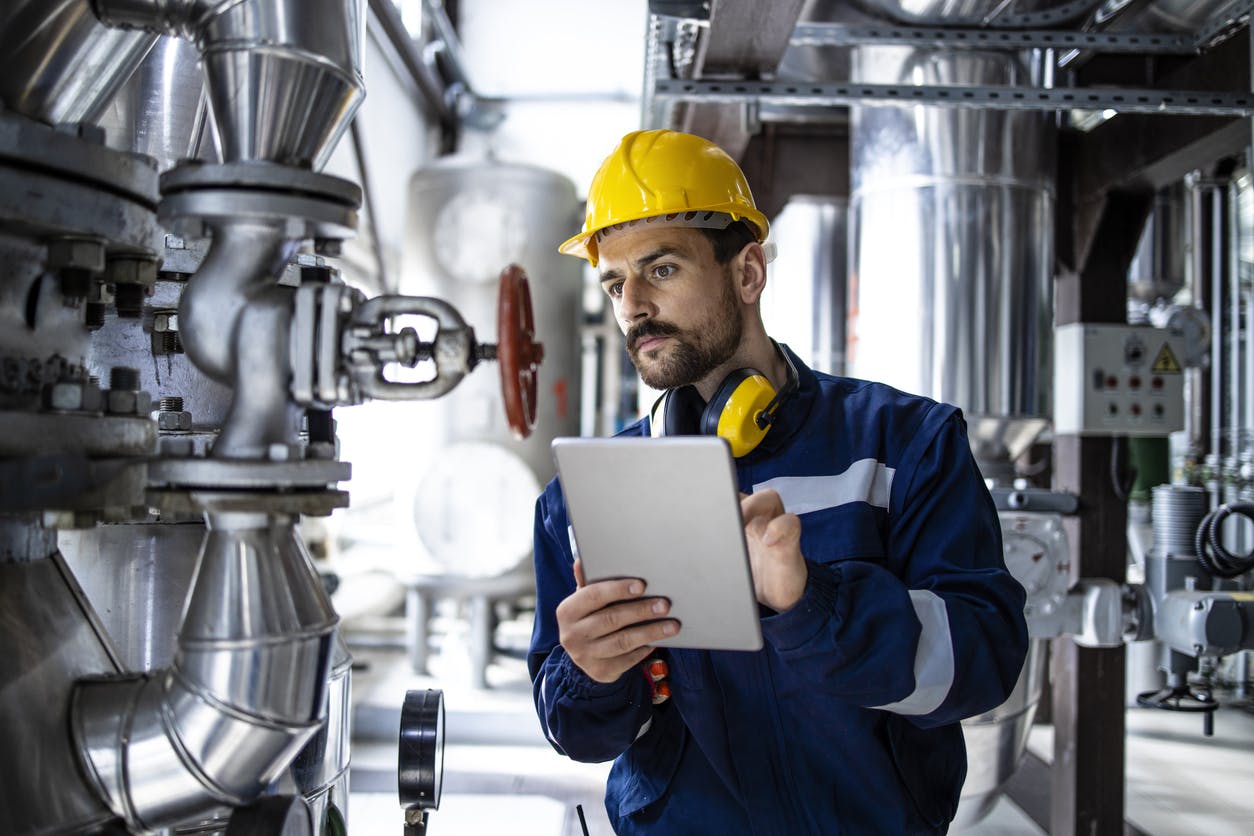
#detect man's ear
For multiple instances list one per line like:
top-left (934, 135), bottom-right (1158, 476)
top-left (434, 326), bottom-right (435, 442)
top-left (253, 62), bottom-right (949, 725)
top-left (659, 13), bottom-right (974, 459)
top-left (733, 241), bottom-right (768, 305)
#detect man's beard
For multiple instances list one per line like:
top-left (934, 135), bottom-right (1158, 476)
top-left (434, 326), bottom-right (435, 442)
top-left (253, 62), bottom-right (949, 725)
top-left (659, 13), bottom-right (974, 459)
top-left (625, 275), bottom-right (742, 390)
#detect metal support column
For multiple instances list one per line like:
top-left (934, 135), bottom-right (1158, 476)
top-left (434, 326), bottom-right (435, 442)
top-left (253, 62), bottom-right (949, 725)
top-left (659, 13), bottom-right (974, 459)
top-left (1050, 189), bottom-right (1150, 835)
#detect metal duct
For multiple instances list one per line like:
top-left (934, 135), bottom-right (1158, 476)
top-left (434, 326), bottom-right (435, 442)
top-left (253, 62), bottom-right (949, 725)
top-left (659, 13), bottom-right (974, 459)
top-left (74, 512), bottom-right (338, 831)
top-left (0, 520), bottom-right (121, 835)
top-left (848, 45), bottom-right (1054, 473)
top-left (0, 0), bottom-right (156, 124)
top-left (763, 195), bottom-right (849, 376)
top-left (93, 0), bottom-right (365, 169)
top-left (93, 35), bottom-right (209, 171)
top-left (1098, 0), bottom-right (1234, 32)
top-left (1128, 183), bottom-right (1189, 310)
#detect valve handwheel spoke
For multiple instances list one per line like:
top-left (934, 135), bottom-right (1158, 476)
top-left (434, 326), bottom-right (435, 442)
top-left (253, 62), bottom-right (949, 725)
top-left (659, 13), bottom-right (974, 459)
top-left (497, 264), bottom-right (544, 439)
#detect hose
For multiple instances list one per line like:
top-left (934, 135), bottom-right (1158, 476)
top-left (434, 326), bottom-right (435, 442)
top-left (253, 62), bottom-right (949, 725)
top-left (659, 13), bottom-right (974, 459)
top-left (1195, 502), bottom-right (1254, 578)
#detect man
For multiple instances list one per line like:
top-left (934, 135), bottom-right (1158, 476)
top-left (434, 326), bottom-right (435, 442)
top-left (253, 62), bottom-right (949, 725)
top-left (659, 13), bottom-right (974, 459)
top-left (528, 129), bottom-right (1028, 834)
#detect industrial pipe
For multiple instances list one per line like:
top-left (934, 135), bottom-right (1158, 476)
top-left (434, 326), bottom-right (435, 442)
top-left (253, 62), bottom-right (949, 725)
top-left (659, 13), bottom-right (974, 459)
top-left (73, 512), bottom-right (338, 831)
top-left (92, 0), bottom-right (365, 169)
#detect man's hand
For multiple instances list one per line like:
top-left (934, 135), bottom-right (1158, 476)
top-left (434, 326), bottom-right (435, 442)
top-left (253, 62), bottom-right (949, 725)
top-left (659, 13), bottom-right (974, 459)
top-left (741, 489), bottom-right (807, 612)
top-left (556, 559), bottom-right (679, 683)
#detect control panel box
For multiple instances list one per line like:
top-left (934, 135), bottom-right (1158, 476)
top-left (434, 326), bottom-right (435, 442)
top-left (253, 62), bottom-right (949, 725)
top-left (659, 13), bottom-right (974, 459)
top-left (1054, 323), bottom-right (1185, 436)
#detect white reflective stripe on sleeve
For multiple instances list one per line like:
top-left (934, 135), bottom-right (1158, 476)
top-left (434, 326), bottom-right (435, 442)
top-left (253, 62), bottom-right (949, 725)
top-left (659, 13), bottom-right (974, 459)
top-left (871, 590), bottom-right (954, 716)
top-left (634, 716), bottom-right (653, 740)
top-left (538, 672), bottom-right (562, 749)
top-left (753, 458), bottom-right (894, 514)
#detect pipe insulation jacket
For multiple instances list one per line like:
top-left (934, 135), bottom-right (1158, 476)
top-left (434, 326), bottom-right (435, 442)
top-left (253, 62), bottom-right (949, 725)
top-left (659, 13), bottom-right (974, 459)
top-left (72, 513), bottom-right (339, 831)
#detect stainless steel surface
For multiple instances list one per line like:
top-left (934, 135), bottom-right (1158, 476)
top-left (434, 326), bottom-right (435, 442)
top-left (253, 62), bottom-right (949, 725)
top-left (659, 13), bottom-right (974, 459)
top-left (848, 45), bottom-right (1054, 468)
top-left (74, 513), bottom-right (340, 831)
top-left (1151, 484), bottom-right (1209, 558)
top-left (95, 0), bottom-right (365, 169)
top-left (0, 0), bottom-right (157, 125)
top-left (1129, 183), bottom-right (1190, 307)
top-left (859, 0), bottom-right (1090, 25)
top-left (405, 159), bottom-right (583, 487)
top-left (59, 523), bottom-right (205, 672)
top-left (0, 534), bottom-right (121, 835)
top-left (954, 637), bottom-right (1048, 827)
top-left (94, 36), bottom-right (208, 171)
top-left (1099, 0), bottom-right (1234, 31)
top-left (763, 195), bottom-right (848, 375)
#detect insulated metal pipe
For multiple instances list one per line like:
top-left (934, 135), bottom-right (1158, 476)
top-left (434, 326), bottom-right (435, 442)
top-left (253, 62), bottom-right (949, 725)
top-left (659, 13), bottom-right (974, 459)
top-left (73, 512), bottom-right (339, 831)
top-left (92, 0), bottom-right (365, 169)
top-left (0, 0), bottom-right (156, 124)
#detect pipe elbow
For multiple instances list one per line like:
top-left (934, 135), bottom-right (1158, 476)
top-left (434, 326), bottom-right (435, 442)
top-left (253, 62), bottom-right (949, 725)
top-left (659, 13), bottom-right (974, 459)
top-left (178, 222), bottom-right (294, 383)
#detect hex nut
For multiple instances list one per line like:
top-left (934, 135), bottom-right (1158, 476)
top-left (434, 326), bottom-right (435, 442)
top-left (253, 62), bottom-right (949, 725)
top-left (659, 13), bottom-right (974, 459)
top-left (157, 411), bottom-right (193, 431)
top-left (106, 389), bottom-right (138, 415)
top-left (47, 381), bottom-right (84, 411)
top-left (105, 257), bottom-right (158, 286)
top-left (268, 443), bottom-right (293, 461)
top-left (153, 313), bottom-right (179, 332)
top-left (48, 239), bottom-right (105, 273)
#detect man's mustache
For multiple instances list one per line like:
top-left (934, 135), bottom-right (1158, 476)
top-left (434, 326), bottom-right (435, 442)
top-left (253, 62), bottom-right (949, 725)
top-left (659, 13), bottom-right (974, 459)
top-left (626, 320), bottom-right (681, 352)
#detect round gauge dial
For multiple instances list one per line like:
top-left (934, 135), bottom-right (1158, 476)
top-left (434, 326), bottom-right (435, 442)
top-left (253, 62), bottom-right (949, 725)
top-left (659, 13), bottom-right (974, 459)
top-left (1000, 513), bottom-right (1069, 616)
top-left (433, 191), bottom-right (526, 283)
top-left (399, 688), bottom-right (445, 812)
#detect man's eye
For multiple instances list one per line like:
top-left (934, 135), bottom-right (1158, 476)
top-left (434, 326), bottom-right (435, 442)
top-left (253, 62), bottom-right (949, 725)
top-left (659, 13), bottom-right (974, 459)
top-left (652, 264), bottom-right (674, 279)
top-left (608, 281), bottom-right (624, 298)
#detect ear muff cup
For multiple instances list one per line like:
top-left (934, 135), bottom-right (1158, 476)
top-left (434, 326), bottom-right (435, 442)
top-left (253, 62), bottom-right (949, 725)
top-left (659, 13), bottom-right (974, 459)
top-left (663, 385), bottom-right (707, 437)
top-left (700, 368), bottom-right (776, 458)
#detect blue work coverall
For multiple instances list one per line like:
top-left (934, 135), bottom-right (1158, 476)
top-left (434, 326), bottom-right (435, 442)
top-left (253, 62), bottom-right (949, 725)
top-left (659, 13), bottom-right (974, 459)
top-left (528, 346), bottom-right (1029, 834)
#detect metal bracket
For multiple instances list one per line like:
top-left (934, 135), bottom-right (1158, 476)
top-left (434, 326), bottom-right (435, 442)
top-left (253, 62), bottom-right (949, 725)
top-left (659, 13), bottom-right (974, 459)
top-left (992, 487), bottom-right (1081, 514)
top-left (653, 78), bottom-right (1254, 117)
top-left (790, 23), bottom-right (1197, 55)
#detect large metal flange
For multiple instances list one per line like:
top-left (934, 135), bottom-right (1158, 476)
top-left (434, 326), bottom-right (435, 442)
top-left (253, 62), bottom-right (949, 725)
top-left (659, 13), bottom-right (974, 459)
top-left (0, 411), bottom-right (155, 458)
top-left (147, 489), bottom-right (350, 518)
top-left (0, 112), bottom-right (159, 252)
top-left (148, 457), bottom-right (351, 490)
top-left (159, 161), bottom-right (360, 241)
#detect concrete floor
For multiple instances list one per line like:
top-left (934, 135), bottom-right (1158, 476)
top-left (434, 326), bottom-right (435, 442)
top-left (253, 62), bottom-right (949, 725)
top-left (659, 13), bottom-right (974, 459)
top-left (343, 616), bottom-right (1254, 836)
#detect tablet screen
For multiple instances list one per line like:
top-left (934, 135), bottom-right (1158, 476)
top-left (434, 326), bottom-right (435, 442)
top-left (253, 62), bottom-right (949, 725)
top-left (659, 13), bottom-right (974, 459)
top-left (552, 436), bottom-right (763, 652)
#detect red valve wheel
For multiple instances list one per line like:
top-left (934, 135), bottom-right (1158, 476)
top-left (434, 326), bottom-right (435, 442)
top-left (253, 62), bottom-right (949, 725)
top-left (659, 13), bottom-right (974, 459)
top-left (497, 264), bottom-right (544, 439)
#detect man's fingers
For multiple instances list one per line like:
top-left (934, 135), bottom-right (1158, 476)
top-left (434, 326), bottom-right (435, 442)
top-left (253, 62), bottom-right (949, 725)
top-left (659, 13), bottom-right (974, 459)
top-left (573, 558), bottom-right (586, 588)
top-left (556, 576), bottom-right (647, 624)
top-left (763, 512), bottom-right (802, 547)
top-left (740, 488), bottom-right (786, 521)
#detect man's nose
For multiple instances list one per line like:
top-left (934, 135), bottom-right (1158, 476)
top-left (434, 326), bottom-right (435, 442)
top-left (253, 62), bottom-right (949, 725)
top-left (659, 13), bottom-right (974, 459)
top-left (618, 276), bottom-right (655, 323)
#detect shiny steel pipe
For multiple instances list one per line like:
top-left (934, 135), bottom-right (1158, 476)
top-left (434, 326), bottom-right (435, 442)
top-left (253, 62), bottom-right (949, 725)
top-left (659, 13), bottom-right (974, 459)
top-left (73, 513), bottom-right (339, 831)
top-left (0, 0), bottom-right (156, 124)
top-left (848, 45), bottom-right (1055, 468)
top-left (92, 0), bottom-right (365, 168)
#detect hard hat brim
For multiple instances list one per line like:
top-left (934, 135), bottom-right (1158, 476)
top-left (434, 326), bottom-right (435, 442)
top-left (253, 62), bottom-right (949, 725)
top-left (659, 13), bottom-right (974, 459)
top-left (558, 207), bottom-right (769, 267)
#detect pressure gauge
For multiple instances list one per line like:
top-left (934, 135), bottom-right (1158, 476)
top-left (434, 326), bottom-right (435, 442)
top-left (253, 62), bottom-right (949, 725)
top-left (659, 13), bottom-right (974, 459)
top-left (399, 689), bottom-right (445, 816)
top-left (999, 512), bottom-right (1069, 618)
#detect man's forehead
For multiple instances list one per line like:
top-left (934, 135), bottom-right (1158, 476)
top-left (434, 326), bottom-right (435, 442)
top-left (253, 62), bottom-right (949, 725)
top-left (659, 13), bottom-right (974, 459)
top-left (596, 226), bottom-right (709, 271)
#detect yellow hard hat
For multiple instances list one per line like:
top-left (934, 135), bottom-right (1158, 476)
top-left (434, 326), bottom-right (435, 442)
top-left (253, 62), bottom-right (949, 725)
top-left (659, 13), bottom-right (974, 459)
top-left (560, 129), bottom-right (770, 266)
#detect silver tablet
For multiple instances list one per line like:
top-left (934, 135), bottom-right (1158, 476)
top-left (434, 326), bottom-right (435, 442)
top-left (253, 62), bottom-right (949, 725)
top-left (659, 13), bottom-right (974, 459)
top-left (551, 436), bottom-right (763, 652)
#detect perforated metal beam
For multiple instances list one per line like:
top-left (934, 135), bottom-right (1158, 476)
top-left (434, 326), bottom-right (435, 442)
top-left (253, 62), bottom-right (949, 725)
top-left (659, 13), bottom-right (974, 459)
top-left (653, 78), bottom-right (1254, 117)
top-left (789, 22), bottom-right (1197, 55)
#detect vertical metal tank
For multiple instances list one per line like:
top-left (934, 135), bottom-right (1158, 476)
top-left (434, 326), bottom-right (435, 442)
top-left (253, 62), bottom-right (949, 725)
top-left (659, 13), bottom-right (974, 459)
top-left (404, 159), bottom-right (583, 575)
top-left (848, 45), bottom-right (1055, 478)
top-left (763, 195), bottom-right (848, 376)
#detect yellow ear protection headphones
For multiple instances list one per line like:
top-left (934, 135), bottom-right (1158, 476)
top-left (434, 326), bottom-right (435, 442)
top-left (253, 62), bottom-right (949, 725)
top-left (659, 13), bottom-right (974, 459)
top-left (650, 345), bottom-right (798, 458)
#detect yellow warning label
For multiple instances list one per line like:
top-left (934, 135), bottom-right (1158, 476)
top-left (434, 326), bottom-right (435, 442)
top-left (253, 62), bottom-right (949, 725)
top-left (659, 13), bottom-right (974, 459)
top-left (1151, 343), bottom-right (1181, 374)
